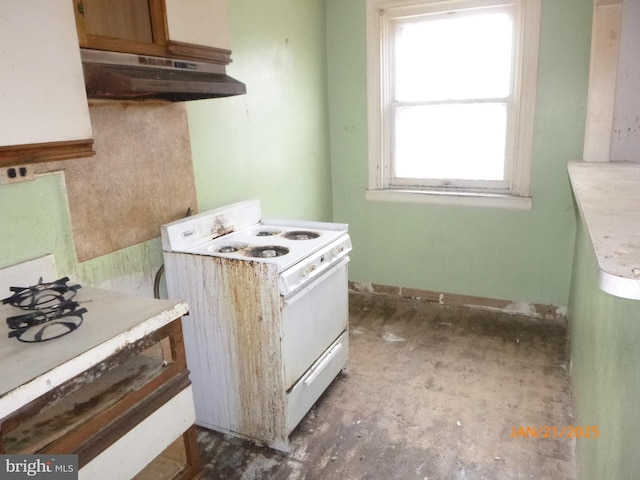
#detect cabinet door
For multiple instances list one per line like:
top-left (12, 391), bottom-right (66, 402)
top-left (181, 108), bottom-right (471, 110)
top-left (83, 0), bottom-right (154, 44)
top-left (164, 0), bottom-right (231, 51)
top-left (0, 1), bottom-right (93, 166)
top-left (74, 0), bottom-right (168, 57)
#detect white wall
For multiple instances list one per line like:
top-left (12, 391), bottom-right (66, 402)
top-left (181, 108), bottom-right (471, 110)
top-left (611, 0), bottom-right (640, 161)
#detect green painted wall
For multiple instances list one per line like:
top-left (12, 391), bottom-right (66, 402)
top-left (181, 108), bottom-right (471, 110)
top-left (568, 220), bottom-right (640, 479)
top-left (0, 173), bottom-right (76, 274)
top-left (186, 0), bottom-right (333, 221)
top-left (325, 0), bottom-right (592, 307)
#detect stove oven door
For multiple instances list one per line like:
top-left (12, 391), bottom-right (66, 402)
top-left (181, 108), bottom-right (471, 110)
top-left (281, 256), bottom-right (349, 391)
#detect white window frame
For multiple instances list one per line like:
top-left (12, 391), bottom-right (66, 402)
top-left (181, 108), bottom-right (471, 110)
top-left (366, 0), bottom-right (540, 209)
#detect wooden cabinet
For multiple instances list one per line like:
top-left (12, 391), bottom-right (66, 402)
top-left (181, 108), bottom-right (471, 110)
top-left (0, 287), bottom-right (201, 480)
top-left (74, 0), bottom-right (233, 65)
top-left (0, 1), bottom-right (94, 168)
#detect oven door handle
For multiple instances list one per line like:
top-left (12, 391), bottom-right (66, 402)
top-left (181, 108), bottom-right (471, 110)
top-left (303, 342), bottom-right (344, 386)
top-left (283, 256), bottom-right (350, 305)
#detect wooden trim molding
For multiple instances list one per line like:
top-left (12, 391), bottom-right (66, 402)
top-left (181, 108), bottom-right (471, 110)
top-left (0, 139), bottom-right (95, 167)
top-left (168, 40), bottom-right (232, 65)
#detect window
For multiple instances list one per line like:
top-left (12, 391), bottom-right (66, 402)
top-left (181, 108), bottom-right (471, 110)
top-left (366, 0), bottom-right (540, 207)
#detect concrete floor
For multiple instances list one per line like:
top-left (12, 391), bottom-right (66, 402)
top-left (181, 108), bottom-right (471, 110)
top-left (196, 291), bottom-right (576, 479)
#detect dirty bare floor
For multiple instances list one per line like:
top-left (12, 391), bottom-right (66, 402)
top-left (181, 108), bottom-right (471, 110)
top-left (196, 291), bottom-right (575, 480)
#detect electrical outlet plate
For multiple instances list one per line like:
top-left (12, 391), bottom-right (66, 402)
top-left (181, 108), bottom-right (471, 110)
top-left (0, 166), bottom-right (35, 185)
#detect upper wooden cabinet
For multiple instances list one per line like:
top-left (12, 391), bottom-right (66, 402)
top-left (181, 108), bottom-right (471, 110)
top-left (74, 0), bottom-right (233, 65)
top-left (0, 1), bottom-right (94, 168)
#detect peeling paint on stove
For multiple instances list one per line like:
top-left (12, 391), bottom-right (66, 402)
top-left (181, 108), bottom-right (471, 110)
top-left (223, 259), bottom-right (288, 447)
top-left (163, 252), bottom-right (290, 450)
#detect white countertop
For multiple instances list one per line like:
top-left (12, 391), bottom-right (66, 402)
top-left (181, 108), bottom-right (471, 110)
top-left (568, 161), bottom-right (640, 300)
top-left (0, 287), bottom-right (188, 419)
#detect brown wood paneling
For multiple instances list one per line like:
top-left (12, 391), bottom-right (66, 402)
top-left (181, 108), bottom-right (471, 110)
top-left (168, 41), bottom-right (232, 65)
top-left (83, 0), bottom-right (154, 43)
top-left (74, 0), bottom-right (169, 57)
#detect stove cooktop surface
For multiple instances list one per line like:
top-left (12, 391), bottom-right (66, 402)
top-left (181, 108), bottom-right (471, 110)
top-left (186, 221), bottom-right (348, 271)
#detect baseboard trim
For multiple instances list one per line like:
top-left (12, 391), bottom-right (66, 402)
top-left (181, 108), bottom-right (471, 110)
top-left (348, 281), bottom-right (567, 322)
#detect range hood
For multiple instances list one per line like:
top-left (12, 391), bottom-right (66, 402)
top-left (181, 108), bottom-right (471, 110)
top-left (80, 49), bottom-right (246, 102)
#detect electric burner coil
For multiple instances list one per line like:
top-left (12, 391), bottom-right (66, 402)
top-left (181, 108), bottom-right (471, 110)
top-left (245, 245), bottom-right (289, 258)
top-left (283, 230), bottom-right (320, 240)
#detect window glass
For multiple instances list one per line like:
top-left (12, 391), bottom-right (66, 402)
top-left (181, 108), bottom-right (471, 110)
top-left (394, 10), bottom-right (514, 102)
top-left (394, 103), bottom-right (507, 181)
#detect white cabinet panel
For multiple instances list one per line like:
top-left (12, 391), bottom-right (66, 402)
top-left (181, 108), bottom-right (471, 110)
top-left (611, 0), bottom-right (640, 162)
top-left (0, 1), bottom-right (92, 147)
top-left (164, 0), bottom-right (231, 50)
top-left (583, 0), bottom-right (621, 163)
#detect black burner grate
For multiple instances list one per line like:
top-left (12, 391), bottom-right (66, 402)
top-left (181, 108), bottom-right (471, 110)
top-left (3, 277), bottom-right (85, 343)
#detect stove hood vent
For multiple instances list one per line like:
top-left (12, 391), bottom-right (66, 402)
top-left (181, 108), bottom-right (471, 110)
top-left (80, 49), bottom-right (246, 102)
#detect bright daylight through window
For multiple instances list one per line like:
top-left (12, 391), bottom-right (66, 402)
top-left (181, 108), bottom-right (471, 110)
top-left (367, 0), bottom-right (540, 206)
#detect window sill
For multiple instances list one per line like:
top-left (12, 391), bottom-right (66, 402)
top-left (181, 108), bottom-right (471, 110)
top-left (366, 188), bottom-right (533, 210)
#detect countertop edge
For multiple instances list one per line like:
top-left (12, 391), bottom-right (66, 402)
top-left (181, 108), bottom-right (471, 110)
top-left (0, 298), bottom-right (189, 420)
top-left (568, 161), bottom-right (640, 300)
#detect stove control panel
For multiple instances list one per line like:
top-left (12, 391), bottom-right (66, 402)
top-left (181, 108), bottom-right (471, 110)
top-left (279, 235), bottom-right (352, 297)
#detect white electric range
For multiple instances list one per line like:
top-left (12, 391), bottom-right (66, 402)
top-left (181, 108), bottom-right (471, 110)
top-left (161, 199), bottom-right (352, 451)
